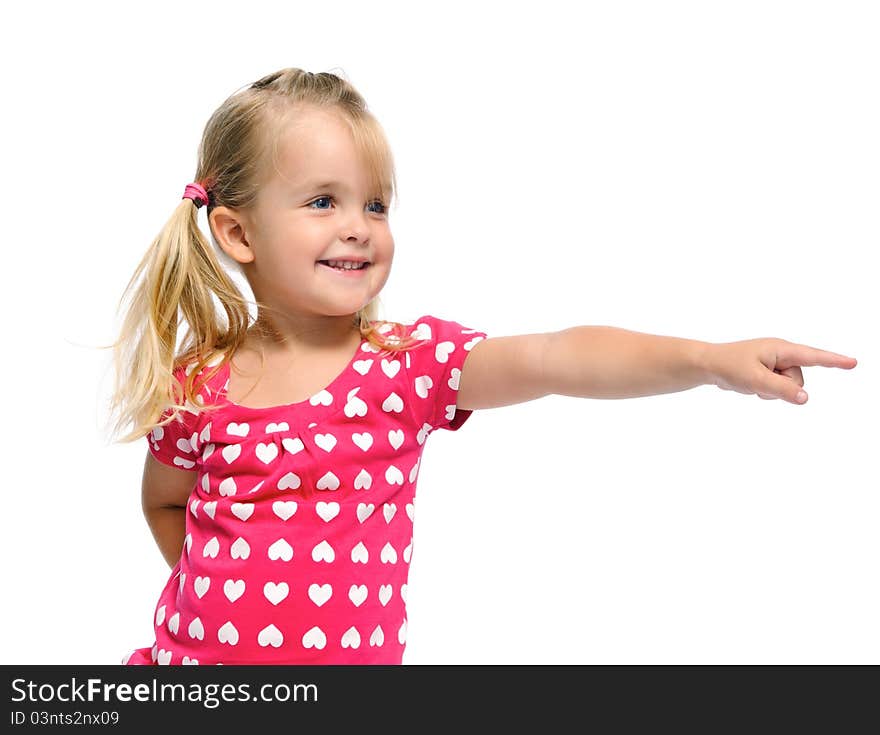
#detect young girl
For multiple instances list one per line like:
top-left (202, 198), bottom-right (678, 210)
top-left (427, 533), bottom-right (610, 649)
top-left (110, 67), bottom-right (856, 666)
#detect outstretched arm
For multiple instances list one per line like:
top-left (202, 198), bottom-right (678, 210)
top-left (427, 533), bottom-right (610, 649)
top-left (539, 326), bottom-right (711, 401)
top-left (456, 326), bottom-right (857, 410)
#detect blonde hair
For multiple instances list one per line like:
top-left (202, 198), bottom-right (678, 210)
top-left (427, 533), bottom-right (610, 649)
top-left (105, 67), bottom-right (426, 445)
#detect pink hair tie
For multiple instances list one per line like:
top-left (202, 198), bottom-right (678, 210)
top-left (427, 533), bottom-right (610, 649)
top-left (182, 182), bottom-right (209, 208)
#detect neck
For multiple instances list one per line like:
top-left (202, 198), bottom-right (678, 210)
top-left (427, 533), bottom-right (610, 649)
top-left (246, 311), bottom-right (363, 357)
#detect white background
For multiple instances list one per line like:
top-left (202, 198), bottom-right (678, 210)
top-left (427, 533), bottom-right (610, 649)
top-left (1, 0), bottom-right (875, 664)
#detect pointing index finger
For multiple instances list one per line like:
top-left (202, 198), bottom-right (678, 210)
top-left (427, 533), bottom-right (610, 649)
top-left (788, 343), bottom-right (858, 369)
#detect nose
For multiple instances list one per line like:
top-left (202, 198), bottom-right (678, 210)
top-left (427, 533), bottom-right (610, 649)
top-left (340, 209), bottom-right (370, 243)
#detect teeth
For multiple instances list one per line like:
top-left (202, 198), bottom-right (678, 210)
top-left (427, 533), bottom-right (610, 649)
top-left (326, 260), bottom-right (366, 270)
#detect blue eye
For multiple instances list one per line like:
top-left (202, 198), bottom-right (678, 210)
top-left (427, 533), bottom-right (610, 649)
top-left (308, 196), bottom-right (387, 214)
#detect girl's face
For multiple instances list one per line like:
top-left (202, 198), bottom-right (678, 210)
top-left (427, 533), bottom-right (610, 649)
top-left (226, 107), bottom-right (394, 322)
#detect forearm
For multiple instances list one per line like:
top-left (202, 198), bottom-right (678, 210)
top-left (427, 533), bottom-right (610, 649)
top-left (545, 326), bottom-right (712, 399)
top-left (143, 505), bottom-right (187, 568)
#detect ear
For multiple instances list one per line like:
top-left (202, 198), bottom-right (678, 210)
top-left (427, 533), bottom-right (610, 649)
top-left (209, 206), bottom-right (256, 265)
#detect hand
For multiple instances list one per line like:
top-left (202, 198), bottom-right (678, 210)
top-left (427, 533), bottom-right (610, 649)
top-left (703, 338), bottom-right (857, 404)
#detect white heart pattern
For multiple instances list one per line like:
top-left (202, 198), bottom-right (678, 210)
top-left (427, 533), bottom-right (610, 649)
top-left (435, 341), bottom-right (454, 363)
top-left (308, 583), bottom-right (333, 607)
top-left (354, 469), bottom-right (372, 490)
top-left (378, 584), bottom-right (392, 606)
top-left (231, 503), bottom-right (254, 521)
top-left (230, 537), bottom-right (250, 560)
top-left (138, 316), bottom-right (487, 664)
top-left (383, 503), bottom-right (397, 523)
top-left (217, 621), bottom-right (239, 645)
top-left (258, 624), bottom-right (284, 648)
top-left (312, 540), bottom-right (335, 563)
top-left (310, 390), bottom-right (333, 407)
top-left (316, 472), bottom-right (340, 491)
top-left (352, 432), bottom-right (373, 451)
top-left (223, 579), bottom-right (245, 602)
top-left (218, 477), bottom-right (237, 497)
top-left (356, 503), bottom-right (374, 523)
top-left (381, 358), bottom-right (400, 378)
top-left (341, 627), bottom-right (361, 649)
top-left (382, 392), bottom-right (404, 413)
top-left (314, 433), bottom-right (337, 452)
top-left (351, 542), bottom-right (369, 564)
top-left (263, 582), bottom-right (289, 605)
top-left (349, 584), bottom-right (368, 606)
top-left (282, 437), bottom-right (305, 455)
top-left (267, 539), bottom-right (293, 562)
top-left (316, 501), bottom-right (340, 522)
top-left (385, 465), bottom-right (404, 485)
top-left (188, 617), bottom-right (205, 640)
top-left (202, 536), bottom-right (219, 558)
top-left (194, 577), bottom-right (210, 598)
top-left (388, 429), bottom-right (404, 450)
top-left (414, 375), bottom-right (433, 399)
top-left (277, 472), bottom-right (301, 491)
top-left (255, 442), bottom-right (279, 464)
top-left (380, 542), bottom-right (397, 564)
top-left (344, 388), bottom-right (368, 418)
top-left (302, 626), bottom-right (327, 649)
top-left (272, 501), bottom-right (297, 520)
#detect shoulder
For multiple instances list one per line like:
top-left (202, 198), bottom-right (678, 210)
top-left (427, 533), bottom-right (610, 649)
top-left (174, 353), bottom-right (229, 402)
top-left (398, 313), bottom-right (488, 370)
top-left (392, 315), bottom-right (489, 431)
top-left (401, 314), bottom-right (483, 343)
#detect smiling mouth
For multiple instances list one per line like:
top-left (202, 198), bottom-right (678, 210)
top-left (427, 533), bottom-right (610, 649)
top-left (316, 260), bottom-right (370, 271)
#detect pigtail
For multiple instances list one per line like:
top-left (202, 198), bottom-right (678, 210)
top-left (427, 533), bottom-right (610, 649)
top-left (358, 309), bottom-right (431, 359)
top-left (106, 193), bottom-right (249, 445)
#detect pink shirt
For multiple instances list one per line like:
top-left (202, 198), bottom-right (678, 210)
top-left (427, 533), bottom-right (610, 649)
top-left (123, 315), bottom-right (487, 665)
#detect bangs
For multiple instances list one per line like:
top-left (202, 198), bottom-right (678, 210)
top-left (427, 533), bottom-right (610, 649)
top-left (264, 100), bottom-right (397, 208)
top-left (348, 114), bottom-right (397, 207)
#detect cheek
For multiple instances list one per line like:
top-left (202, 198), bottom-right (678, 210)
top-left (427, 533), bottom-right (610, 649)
top-left (260, 247), bottom-right (314, 280)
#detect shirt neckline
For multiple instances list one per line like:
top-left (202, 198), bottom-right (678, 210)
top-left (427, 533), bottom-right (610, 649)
top-left (216, 335), bottom-right (372, 418)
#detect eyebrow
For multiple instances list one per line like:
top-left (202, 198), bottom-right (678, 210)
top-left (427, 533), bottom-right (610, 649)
top-left (299, 179), bottom-right (391, 196)
top-left (302, 180), bottom-right (347, 191)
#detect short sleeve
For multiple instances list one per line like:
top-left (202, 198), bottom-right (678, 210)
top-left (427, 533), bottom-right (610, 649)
top-left (146, 367), bottom-right (202, 470)
top-left (404, 314), bottom-right (489, 433)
